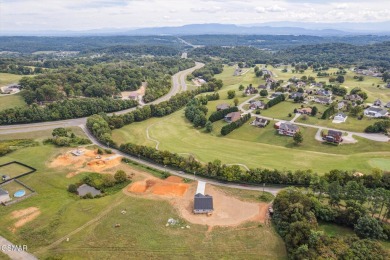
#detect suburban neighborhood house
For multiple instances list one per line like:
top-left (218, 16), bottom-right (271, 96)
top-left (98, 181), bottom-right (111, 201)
top-left (296, 107), bottom-right (312, 115)
top-left (224, 112), bottom-right (241, 123)
top-left (249, 100), bottom-right (266, 110)
top-left (364, 107), bottom-right (389, 118)
top-left (216, 103), bottom-right (230, 111)
top-left (0, 188), bottom-right (11, 204)
top-left (333, 112), bottom-right (348, 123)
top-left (323, 130), bottom-right (343, 144)
top-left (193, 181), bottom-right (213, 214)
top-left (275, 122), bottom-right (300, 136)
top-left (314, 97), bottom-right (332, 105)
top-left (345, 94), bottom-right (363, 102)
top-left (251, 117), bottom-right (269, 127)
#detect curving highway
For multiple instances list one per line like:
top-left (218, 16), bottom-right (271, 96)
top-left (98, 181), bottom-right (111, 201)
top-left (0, 62), bottom-right (204, 135)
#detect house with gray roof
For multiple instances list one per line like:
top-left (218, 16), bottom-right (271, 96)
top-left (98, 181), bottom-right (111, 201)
top-left (364, 107), bottom-right (389, 118)
top-left (216, 103), bottom-right (230, 111)
top-left (373, 99), bottom-right (383, 107)
top-left (314, 97), bottom-right (332, 105)
top-left (0, 188), bottom-right (11, 204)
top-left (193, 193), bottom-right (213, 214)
top-left (251, 117), bottom-right (269, 128)
top-left (249, 101), bottom-right (265, 110)
top-left (278, 122), bottom-right (300, 137)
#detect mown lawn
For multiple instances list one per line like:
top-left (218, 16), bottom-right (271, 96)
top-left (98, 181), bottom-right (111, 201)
top-left (112, 109), bottom-right (390, 173)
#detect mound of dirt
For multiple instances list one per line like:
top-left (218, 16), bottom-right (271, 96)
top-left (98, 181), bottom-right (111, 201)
top-left (128, 181), bottom-right (148, 193)
top-left (10, 207), bottom-right (41, 232)
top-left (152, 183), bottom-right (188, 197)
top-left (127, 178), bottom-right (189, 197)
top-left (86, 155), bottom-right (122, 172)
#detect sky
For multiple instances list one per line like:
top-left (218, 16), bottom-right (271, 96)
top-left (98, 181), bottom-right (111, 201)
top-left (1, 0), bottom-right (390, 31)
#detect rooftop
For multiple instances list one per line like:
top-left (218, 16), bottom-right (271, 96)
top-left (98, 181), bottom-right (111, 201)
top-left (194, 193), bottom-right (213, 211)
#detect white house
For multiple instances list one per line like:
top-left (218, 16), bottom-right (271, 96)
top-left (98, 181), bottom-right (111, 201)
top-left (333, 112), bottom-right (348, 123)
top-left (0, 188), bottom-right (11, 204)
top-left (364, 107), bottom-right (389, 118)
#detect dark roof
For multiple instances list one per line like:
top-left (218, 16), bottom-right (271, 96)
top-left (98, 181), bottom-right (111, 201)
top-left (328, 130), bottom-right (343, 137)
top-left (280, 122), bottom-right (299, 131)
top-left (194, 193), bottom-right (213, 210)
top-left (255, 117), bottom-right (268, 124)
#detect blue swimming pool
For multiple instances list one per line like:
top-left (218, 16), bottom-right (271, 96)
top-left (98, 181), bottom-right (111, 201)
top-left (14, 190), bottom-right (26, 198)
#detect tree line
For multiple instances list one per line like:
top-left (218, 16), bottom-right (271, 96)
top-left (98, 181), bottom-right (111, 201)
top-left (221, 113), bottom-right (251, 136)
top-left (0, 98), bottom-right (137, 125)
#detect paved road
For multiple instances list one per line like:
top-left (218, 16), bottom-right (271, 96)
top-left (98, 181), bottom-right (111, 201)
top-left (79, 125), bottom-right (284, 195)
top-left (0, 236), bottom-right (37, 260)
top-left (239, 94), bottom-right (390, 142)
top-left (0, 62), bottom-right (204, 135)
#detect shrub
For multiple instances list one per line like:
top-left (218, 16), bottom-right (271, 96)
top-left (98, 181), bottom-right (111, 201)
top-left (114, 170), bottom-right (127, 183)
top-left (67, 184), bottom-right (78, 194)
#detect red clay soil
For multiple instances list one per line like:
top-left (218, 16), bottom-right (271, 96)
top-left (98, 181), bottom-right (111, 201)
top-left (127, 177), bottom-right (189, 197)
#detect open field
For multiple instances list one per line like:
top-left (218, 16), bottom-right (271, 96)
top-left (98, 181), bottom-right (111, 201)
top-left (0, 129), bottom-right (287, 259)
top-left (0, 73), bottom-right (24, 87)
top-left (0, 127), bottom-right (88, 141)
top-left (43, 195), bottom-right (286, 259)
top-left (0, 93), bottom-right (27, 111)
top-left (0, 162), bottom-right (34, 179)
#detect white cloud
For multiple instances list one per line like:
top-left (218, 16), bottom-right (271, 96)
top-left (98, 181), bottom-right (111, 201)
top-left (266, 5), bottom-right (286, 12)
top-left (1, 0), bottom-right (390, 31)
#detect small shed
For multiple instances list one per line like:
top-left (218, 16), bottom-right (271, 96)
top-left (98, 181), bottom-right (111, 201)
top-left (0, 188), bottom-right (11, 204)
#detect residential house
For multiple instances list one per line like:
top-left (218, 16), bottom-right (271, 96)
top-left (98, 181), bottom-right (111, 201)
top-left (193, 193), bottom-right (214, 214)
top-left (344, 94), bottom-right (363, 102)
top-left (128, 92), bottom-right (139, 100)
top-left (249, 101), bottom-right (265, 110)
top-left (323, 130), bottom-right (343, 143)
top-left (216, 103), bottom-right (230, 111)
top-left (385, 102), bottom-right (390, 108)
top-left (0, 188), bottom-right (11, 204)
top-left (311, 83), bottom-right (323, 88)
top-left (314, 97), bottom-right (332, 105)
top-left (251, 117), bottom-right (269, 127)
top-left (233, 67), bottom-right (242, 76)
top-left (337, 101), bottom-right (348, 110)
top-left (316, 89), bottom-right (332, 97)
top-left (277, 122), bottom-right (300, 137)
top-left (334, 112), bottom-right (348, 122)
top-left (296, 107), bottom-right (312, 115)
top-left (224, 112), bottom-right (241, 123)
top-left (296, 81), bottom-right (306, 88)
top-left (258, 85), bottom-right (267, 90)
top-left (364, 107), bottom-right (389, 118)
top-left (289, 92), bottom-right (304, 99)
top-left (270, 92), bottom-right (283, 99)
top-left (373, 99), bottom-right (383, 107)
top-left (245, 85), bottom-right (256, 95)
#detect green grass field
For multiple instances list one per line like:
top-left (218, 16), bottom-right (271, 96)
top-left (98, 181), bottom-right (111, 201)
top-left (43, 197), bottom-right (286, 259)
top-left (112, 65), bottom-right (390, 173)
top-left (0, 93), bottom-right (27, 111)
top-left (0, 162), bottom-right (34, 179)
top-left (0, 73), bottom-right (24, 87)
top-left (112, 109), bottom-right (390, 173)
top-left (0, 129), bottom-right (287, 259)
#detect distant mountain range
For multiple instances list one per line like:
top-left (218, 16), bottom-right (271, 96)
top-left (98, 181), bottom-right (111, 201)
top-left (2, 22), bottom-right (390, 36)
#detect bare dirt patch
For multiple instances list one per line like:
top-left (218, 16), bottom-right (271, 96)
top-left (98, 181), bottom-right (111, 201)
top-left (176, 184), bottom-right (268, 227)
top-left (126, 178), bottom-right (269, 227)
top-left (10, 207), bottom-right (41, 232)
top-left (127, 177), bottom-right (189, 197)
top-left (49, 149), bottom-right (122, 177)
